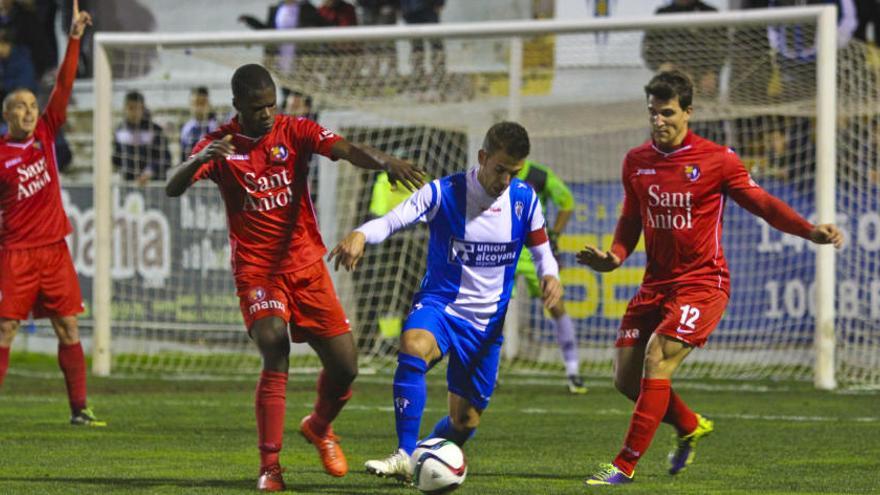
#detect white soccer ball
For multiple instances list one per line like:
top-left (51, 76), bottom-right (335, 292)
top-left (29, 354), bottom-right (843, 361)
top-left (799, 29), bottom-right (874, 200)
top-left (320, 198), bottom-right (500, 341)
top-left (411, 437), bottom-right (467, 494)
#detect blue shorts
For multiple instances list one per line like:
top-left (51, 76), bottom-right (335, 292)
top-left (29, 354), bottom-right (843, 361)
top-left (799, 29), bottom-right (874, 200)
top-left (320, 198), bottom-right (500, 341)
top-left (403, 297), bottom-right (502, 410)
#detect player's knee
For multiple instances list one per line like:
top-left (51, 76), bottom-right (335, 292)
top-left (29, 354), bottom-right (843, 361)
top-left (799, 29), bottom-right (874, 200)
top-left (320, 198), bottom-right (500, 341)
top-left (0, 319), bottom-right (20, 345)
top-left (53, 319), bottom-right (80, 345)
top-left (330, 360), bottom-right (358, 388)
top-left (252, 321), bottom-right (290, 362)
top-left (399, 332), bottom-right (436, 362)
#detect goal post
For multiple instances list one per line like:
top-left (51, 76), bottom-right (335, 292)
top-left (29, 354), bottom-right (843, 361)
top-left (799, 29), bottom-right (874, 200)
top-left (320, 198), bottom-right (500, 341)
top-left (87, 6), bottom-right (869, 388)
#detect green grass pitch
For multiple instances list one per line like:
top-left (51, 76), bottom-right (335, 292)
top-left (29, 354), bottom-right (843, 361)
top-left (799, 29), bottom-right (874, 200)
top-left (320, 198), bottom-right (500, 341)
top-left (1, 353), bottom-right (878, 494)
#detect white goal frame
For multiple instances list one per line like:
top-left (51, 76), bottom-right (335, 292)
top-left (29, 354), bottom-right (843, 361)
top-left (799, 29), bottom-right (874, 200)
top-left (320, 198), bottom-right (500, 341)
top-left (91, 6), bottom-right (838, 388)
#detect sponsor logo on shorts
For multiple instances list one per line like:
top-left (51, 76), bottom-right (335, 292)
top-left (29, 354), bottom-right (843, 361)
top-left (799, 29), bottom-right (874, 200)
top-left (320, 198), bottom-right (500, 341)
top-left (618, 328), bottom-right (640, 340)
top-left (248, 299), bottom-right (285, 315)
top-left (675, 326), bottom-right (696, 334)
top-left (637, 168), bottom-right (656, 175)
top-left (248, 287), bottom-right (266, 303)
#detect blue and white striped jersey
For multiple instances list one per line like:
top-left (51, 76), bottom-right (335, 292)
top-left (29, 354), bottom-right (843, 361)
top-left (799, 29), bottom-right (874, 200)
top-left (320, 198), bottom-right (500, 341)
top-left (358, 167), bottom-right (551, 332)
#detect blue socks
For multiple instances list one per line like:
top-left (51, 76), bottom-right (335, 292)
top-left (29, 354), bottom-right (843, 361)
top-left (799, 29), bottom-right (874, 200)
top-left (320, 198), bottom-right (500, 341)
top-left (429, 415), bottom-right (475, 446)
top-left (393, 353), bottom-right (428, 454)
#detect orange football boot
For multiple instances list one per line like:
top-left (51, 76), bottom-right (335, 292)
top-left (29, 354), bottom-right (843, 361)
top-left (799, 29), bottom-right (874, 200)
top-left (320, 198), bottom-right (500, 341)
top-left (299, 414), bottom-right (348, 477)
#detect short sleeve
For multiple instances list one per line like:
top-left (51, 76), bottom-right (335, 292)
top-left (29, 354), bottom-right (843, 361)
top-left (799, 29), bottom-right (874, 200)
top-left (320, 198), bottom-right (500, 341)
top-left (294, 117), bottom-right (344, 160)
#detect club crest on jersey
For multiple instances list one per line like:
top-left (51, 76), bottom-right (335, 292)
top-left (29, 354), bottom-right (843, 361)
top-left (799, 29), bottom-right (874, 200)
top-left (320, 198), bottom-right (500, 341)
top-left (248, 287), bottom-right (266, 303)
top-left (270, 144), bottom-right (288, 163)
top-left (684, 164), bottom-right (701, 182)
top-left (514, 200), bottom-right (524, 220)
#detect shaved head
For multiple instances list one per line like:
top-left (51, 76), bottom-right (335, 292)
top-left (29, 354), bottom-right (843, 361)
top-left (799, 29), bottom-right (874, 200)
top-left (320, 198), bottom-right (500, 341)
top-left (231, 64), bottom-right (276, 101)
top-left (3, 88), bottom-right (35, 112)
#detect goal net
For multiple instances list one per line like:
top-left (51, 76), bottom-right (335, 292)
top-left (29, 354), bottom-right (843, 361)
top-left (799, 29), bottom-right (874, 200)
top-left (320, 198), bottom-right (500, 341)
top-left (85, 7), bottom-right (879, 387)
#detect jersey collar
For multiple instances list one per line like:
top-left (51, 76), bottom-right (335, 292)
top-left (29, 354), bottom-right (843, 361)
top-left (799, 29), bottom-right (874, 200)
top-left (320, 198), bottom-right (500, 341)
top-left (651, 129), bottom-right (695, 157)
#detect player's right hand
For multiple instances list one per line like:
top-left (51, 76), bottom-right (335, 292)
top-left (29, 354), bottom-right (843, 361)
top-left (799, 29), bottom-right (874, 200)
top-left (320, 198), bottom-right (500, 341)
top-left (576, 245), bottom-right (621, 272)
top-left (196, 135), bottom-right (236, 164)
top-left (328, 231), bottom-right (366, 272)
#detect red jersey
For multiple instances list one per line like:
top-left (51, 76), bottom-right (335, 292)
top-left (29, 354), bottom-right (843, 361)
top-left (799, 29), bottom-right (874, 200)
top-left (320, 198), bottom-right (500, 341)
top-left (611, 131), bottom-right (813, 293)
top-left (191, 115), bottom-right (342, 275)
top-left (0, 38), bottom-right (79, 250)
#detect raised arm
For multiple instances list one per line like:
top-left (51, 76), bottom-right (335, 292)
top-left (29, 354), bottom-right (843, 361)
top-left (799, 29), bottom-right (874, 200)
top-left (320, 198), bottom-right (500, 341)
top-left (330, 139), bottom-right (426, 192)
top-left (43, 0), bottom-right (91, 133)
top-left (328, 181), bottom-right (439, 271)
top-left (165, 135), bottom-right (234, 197)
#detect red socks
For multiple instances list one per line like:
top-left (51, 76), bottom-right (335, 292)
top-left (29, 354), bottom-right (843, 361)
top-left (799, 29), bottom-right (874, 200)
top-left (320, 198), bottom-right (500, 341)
top-left (308, 370), bottom-right (352, 436)
top-left (256, 370), bottom-right (288, 470)
top-left (0, 346), bottom-right (9, 388)
top-left (664, 389), bottom-right (699, 436)
top-left (614, 378), bottom-right (671, 476)
top-left (57, 342), bottom-right (87, 412)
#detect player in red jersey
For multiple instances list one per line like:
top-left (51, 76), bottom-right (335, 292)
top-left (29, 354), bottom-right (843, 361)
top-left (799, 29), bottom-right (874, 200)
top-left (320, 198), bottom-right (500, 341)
top-left (577, 71), bottom-right (844, 486)
top-left (165, 63), bottom-right (424, 492)
top-left (0, 2), bottom-right (103, 427)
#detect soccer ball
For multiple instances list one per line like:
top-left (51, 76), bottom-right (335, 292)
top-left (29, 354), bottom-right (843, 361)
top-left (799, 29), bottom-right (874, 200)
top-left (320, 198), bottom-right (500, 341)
top-left (411, 438), bottom-right (467, 494)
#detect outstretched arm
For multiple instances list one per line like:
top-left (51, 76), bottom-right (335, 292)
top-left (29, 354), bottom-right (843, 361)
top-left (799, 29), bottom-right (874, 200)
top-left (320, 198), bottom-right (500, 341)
top-left (328, 181), bottom-right (439, 271)
top-left (44, 0), bottom-right (91, 133)
top-left (724, 150), bottom-right (844, 248)
top-left (165, 135), bottom-right (235, 197)
top-left (331, 139), bottom-right (426, 192)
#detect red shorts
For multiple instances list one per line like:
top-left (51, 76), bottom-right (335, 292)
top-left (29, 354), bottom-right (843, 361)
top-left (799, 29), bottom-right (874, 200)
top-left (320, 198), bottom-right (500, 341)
top-left (0, 241), bottom-right (84, 321)
top-left (235, 260), bottom-right (350, 343)
top-left (616, 285), bottom-right (729, 348)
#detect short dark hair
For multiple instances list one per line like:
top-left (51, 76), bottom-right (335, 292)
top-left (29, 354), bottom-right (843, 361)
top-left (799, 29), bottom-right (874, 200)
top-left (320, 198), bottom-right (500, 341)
top-left (124, 90), bottom-right (144, 104)
top-left (482, 121), bottom-right (530, 160)
top-left (231, 64), bottom-right (275, 100)
top-left (644, 70), bottom-right (693, 109)
top-left (191, 86), bottom-right (209, 97)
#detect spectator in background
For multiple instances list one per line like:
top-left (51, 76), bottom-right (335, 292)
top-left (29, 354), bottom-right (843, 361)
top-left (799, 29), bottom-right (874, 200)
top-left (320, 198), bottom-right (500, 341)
top-left (284, 90), bottom-right (319, 121)
top-left (319, 0), bottom-right (358, 26)
top-left (113, 90), bottom-right (171, 186)
top-left (179, 86), bottom-right (218, 161)
top-left (0, 0), bottom-right (53, 82)
top-left (238, 1), bottom-right (327, 77)
top-left (400, 0), bottom-right (445, 84)
top-left (357, 0), bottom-right (399, 77)
top-left (642, 0), bottom-right (725, 99)
top-left (855, 0), bottom-right (879, 43)
top-left (0, 28), bottom-right (36, 102)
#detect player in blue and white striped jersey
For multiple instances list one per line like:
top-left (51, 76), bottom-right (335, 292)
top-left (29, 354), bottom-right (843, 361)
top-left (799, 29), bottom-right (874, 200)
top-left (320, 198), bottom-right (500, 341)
top-left (329, 122), bottom-right (562, 482)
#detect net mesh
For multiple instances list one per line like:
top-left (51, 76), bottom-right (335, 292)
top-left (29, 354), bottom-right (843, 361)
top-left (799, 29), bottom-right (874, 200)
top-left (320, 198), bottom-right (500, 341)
top-left (83, 17), bottom-right (880, 386)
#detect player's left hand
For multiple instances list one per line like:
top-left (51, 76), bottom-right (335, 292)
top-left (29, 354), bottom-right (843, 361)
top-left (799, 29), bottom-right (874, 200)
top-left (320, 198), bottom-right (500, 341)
top-left (810, 223), bottom-right (845, 249)
top-left (385, 156), bottom-right (426, 192)
top-left (69, 0), bottom-right (92, 40)
top-left (540, 275), bottom-right (562, 310)
top-left (328, 231), bottom-right (367, 272)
